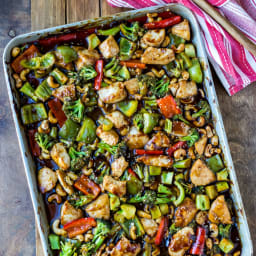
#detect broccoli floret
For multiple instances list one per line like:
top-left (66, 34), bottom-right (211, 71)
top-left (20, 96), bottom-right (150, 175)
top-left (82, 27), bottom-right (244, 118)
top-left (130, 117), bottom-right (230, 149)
top-left (192, 100), bottom-right (211, 119)
top-left (68, 65), bottom-right (97, 85)
top-left (180, 128), bottom-right (199, 147)
top-left (69, 194), bottom-right (94, 208)
top-left (104, 57), bottom-right (124, 81)
top-left (150, 75), bottom-right (170, 98)
top-left (133, 112), bottom-right (144, 130)
top-left (97, 141), bottom-right (127, 159)
top-left (120, 22), bottom-right (142, 42)
top-left (219, 224), bottom-right (232, 239)
top-left (59, 241), bottom-right (77, 256)
top-left (69, 146), bottom-right (90, 171)
top-left (173, 114), bottom-right (191, 126)
top-left (35, 132), bottom-right (55, 153)
top-left (63, 98), bottom-right (85, 123)
top-left (138, 74), bottom-right (158, 89)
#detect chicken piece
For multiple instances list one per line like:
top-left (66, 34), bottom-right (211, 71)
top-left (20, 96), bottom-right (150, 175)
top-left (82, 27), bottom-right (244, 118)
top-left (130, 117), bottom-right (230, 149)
top-left (190, 159), bottom-right (216, 186)
top-left (60, 200), bottom-right (83, 225)
top-left (176, 80), bottom-right (197, 99)
top-left (136, 155), bottom-right (173, 168)
top-left (50, 143), bottom-right (70, 170)
top-left (145, 132), bottom-right (170, 150)
top-left (75, 48), bottom-right (100, 70)
top-left (126, 126), bottom-right (149, 149)
top-left (111, 156), bottom-right (129, 178)
top-left (56, 170), bottom-right (74, 195)
top-left (171, 20), bottom-right (191, 41)
top-left (195, 135), bottom-right (207, 155)
top-left (96, 126), bottom-right (119, 146)
top-left (124, 78), bottom-right (140, 95)
top-left (140, 218), bottom-right (158, 237)
top-left (52, 84), bottom-right (76, 102)
top-left (141, 47), bottom-right (175, 65)
top-left (209, 195), bottom-right (232, 224)
top-left (38, 167), bottom-right (57, 193)
top-left (98, 82), bottom-right (127, 104)
top-left (171, 121), bottom-right (190, 137)
top-left (142, 29), bottom-right (166, 47)
top-left (99, 35), bottom-right (119, 59)
top-left (85, 194), bottom-right (110, 220)
top-left (111, 237), bottom-right (141, 256)
top-left (174, 198), bottom-right (198, 227)
top-left (168, 227), bottom-right (194, 256)
top-left (106, 111), bottom-right (129, 129)
top-left (55, 51), bottom-right (73, 70)
top-left (103, 175), bottom-right (126, 197)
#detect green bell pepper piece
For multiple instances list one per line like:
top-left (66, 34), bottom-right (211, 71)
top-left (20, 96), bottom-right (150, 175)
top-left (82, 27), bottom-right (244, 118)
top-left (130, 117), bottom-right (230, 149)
top-left (120, 204), bottom-right (136, 219)
top-left (161, 171), bottom-right (174, 185)
top-left (127, 174), bottom-right (143, 195)
top-left (20, 82), bottom-right (38, 102)
top-left (48, 234), bottom-right (60, 250)
top-left (158, 184), bottom-right (173, 195)
top-left (217, 168), bottom-right (229, 181)
top-left (159, 204), bottom-right (169, 215)
top-left (169, 33), bottom-right (185, 47)
top-left (98, 115), bottom-right (113, 131)
top-left (76, 117), bottom-right (96, 144)
top-left (143, 167), bottom-right (150, 183)
top-left (59, 118), bottom-right (80, 140)
top-left (179, 52), bottom-right (192, 68)
top-left (50, 68), bottom-right (68, 84)
top-left (34, 79), bottom-right (52, 102)
top-left (149, 166), bottom-right (161, 176)
top-left (188, 58), bottom-right (203, 83)
top-left (206, 154), bottom-right (224, 172)
top-left (143, 113), bottom-right (159, 134)
top-left (56, 46), bottom-right (77, 63)
top-left (150, 205), bottom-right (162, 219)
top-left (164, 119), bottom-right (172, 134)
top-left (21, 103), bottom-right (47, 125)
top-left (196, 194), bottom-right (210, 210)
top-left (49, 126), bottom-right (58, 139)
top-left (206, 185), bottom-right (218, 200)
top-left (87, 34), bottom-right (101, 49)
top-left (114, 210), bottom-right (126, 224)
top-left (185, 44), bottom-right (196, 57)
top-left (118, 66), bottom-right (130, 80)
top-left (219, 238), bottom-right (234, 253)
top-left (119, 37), bottom-right (136, 60)
top-left (216, 181), bottom-right (229, 192)
top-left (173, 181), bottom-right (185, 206)
top-left (109, 193), bottom-right (120, 211)
top-left (175, 173), bottom-right (184, 181)
top-left (117, 100), bottom-right (138, 117)
top-left (97, 26), bottom-right (120, 36)
top-left (173, 158), bottom-right (191, 169)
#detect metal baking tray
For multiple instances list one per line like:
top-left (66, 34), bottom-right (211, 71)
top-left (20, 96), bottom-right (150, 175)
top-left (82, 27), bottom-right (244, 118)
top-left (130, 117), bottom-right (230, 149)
top-left (3, 4), bottom-right (253, 255)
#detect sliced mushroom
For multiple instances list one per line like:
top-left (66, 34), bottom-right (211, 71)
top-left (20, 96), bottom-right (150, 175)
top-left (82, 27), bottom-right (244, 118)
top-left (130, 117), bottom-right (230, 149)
top-left (111, 156), bottom-right (129, 178)
top-left (142, 29), bottom-right (166, 47)
top-left (56, 170), bottom-right (74, 195)
top-left (171, 19), bottom-right (191, 40)
top-left (96, 126), bottom-right (119, 146)
top-left (195, 135), bottom-right (207, 155)
top-left (60, 200), bottom-right (83, 225)
top-left (52, 84), bottom-right (76, 102)
top-left (136, 155), bottom-right (173, 168)
top-left (190, 159), bottom-right (216, 186)
top-left (50, 143), bottom-right (70, 170)
top-left (38, 167), bottom-right (57, 193)
top-left (99, 36), bottom-right (119, 59)
top-left (86, 194), bottom-right (110, 220)
top-left (126, 126), bottom-right (150, 149)
top-left (141, 218), bottom-right (158, 237)
top-left (103, 175), bottom-right (126, 197)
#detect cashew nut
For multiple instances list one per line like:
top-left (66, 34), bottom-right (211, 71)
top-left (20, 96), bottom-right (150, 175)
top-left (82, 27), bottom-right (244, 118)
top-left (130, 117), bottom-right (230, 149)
top-left (181, 71), bottom-right (189, 80)
top-left (152, 245), bottom-right (160, 256)
top-left (129, 223), bottom-right (137, 240)
top-left (161, 36), bottom-right (170, 47)
top-left (48, 110), bottom-right (58, 124)
top-left (199, 88), bottom-right (205, 98)
top-left (152, 68), bottom-right (165, 78)
top-left (234, 251), bottom-right (241, 256)
top-left (48, 194), bottom-right (62, 204)
top-left (193, 116), bottom-right (206, 127)
top-left (82, 167), bottom-right (93, 176)
top-left (180, 96), bottom-right (195, 104)
top-left (40, 151), bottom-right (51, 160)
top-left (67, 171), bottom-right (78, 181)
top-left (211, 135), bottom-right (219, 146)
top-left (47, 76), bottom-right (60, 88)
top-left (209, 223), bottom-right (218, 238)
top-left (20, 69), bottom-right (30, 81)
top-left (206, 125), bottom-right (213, 138)
top-left (38, 120), bottom-right (50, 134)
top-left (198, 128), bottom-right (207, 135)
top-left (173, 148), bottom-right (186, 160)
top-left (13, 73), bottom-right (22, 88)
top-left (204, 144), bottom-right (213, 158)
top-left (65, 175), bottom-right (74, 186)
top-left (75, 235), bottom-right (84, 242)
top-left (52, 219), bottom-right (67, 236)
top-left (12, 47), bottom-right (20, 58)
top-left (137, 210), bottom-right (151, 219)
top-left (84, 233), bottom-right (94, 242)
top-left (188, 147), bottom-right (196, 160)
top-left (56, 183), bottom-right (67, 197)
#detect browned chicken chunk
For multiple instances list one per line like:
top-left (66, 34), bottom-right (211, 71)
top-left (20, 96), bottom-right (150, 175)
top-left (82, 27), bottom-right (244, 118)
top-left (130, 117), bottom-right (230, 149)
top-left (103, 175), bottom-right (126, 197)
top-left (190, 159), bottom-right (216, 186)
top-left (96, 126), bottom-right (119, 146)
top-left (99, 35), bottom-right (119, 59)
top-left (124, 78), bottom-right (140, 95)
top-left (61, 200), bottom-right (83, 225)
top-left (52, 84), bottom-right (76, 102)
top-left (208, 195), bottom-right (232, 224)
top-left (195, 135), bottom-right (207, 155)
top-left (176, 80), bottom-right (197, 99)
top-left (106, 111), bottom-right (129, 129)
top-left (174, 197), bottom-right (198, 227)
top-left (142, 29), bottom-right (166, 47)
top-left (171, 121), bottom-right (190, 137)
top-left (111, 236), bottom-right (141, 256)
top-left (168, 227), bottom-right (194, 256)
top-left (141, 47), bottom-right (175, 65)
top-left (141, 218), bottom-right (158, 237)
top-left (171, 20), bottom-right (191, 41)
top-left (126, 126), bottom-right (149, 149)
top-left (145, 132), bottom-right (170, 150)
top-left (50, 143), bottom-right (70, 170)
top-left (111, 156), bottom-right (129, 178)
top-left (38, 167), bottom-right (57, 193)
top-left (136, 155), bottom-right (173, 168)
top-left (75, 48), bottom-right (100, 70)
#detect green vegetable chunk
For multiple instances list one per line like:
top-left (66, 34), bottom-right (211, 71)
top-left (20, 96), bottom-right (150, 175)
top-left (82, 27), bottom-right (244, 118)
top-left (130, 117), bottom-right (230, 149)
top-left (121, 204), bottom-right (136, 219)
top-left (185, 43), bottom-right (196, 57)
top-left (217, 168), bottom-right (229, 181)
top-left (56, 46), bottom-right (77, 63)
top-left (63, 98), bottom-right (85, 123)
top-left (173, 181), bottom-right (185, 206)
top-left (161, 171), bottom-right (174, 185)
top-left (150, 205), bottom-right (162, 219)
top-left (34, 79), bottom-right (52, 101)
top-left (109, 193), bottom-right (120, 211)
top-left (50, 68), bottom-right (68, 84)
top-left (188, 58), bottom-right (203, 83)
top-left (20, 82), bottom-right (38, 102)
top-left (59, 119), bottom-right (80, 141)
top-left (206, 154), bottom-right (224, 172)
top-left (206, 185), bottom-right (218, 200)
top-left (35, 132), bottom-right (55, 153)
top-left (127, 174), bottom-right (143, 195)
top-left (48, 234), bottom-right (60, 250)
top-left (97, 26), bottom-right (120, 36)
top-left (173, 158), bottom-right (191, 169)
top-left (119, 37), bottom-right (136, 60)
top-left (86, 34), bottom-right (101, 49)
top-left (149, 166), bottom-right (161, 176)
top-left (219, 238), bottom-right (234, 254)
top-left (76, 117), bottom-right (96, 144)
top-left (196, 194), bottom-right (210, 210)
top-left (120, 21), bottom-right (142, 42)
top-left (216, 181), bottom-right (229, 192)
top-left (180, 128), bottom-right (199, 147)
top-left (21, 103), bottom-right (47, 124)
top-left (117, 100), bottom-right (138, 117)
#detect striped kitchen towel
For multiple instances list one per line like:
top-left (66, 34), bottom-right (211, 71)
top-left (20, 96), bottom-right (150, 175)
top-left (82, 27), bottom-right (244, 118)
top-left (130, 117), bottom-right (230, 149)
top-left (106, 0), bottom-right (256, 95)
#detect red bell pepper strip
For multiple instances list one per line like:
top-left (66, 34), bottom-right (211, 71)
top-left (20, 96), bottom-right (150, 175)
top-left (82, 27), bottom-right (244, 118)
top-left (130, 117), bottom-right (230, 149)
top-left (167, 141), bottom-right (187, 156)
top-left (157, 95), bottom-right (181, 118)
top-left (158, 11), bottom-right (175, 19)
top-left (11, 44), bottom-right (40, 73)
top-left (120, 60), bottom-right (147, 69)
top-left (144, 16), bottom-right (182, 29)
top-left (128, 168), bottom-right (139, 178)
top-left (28, 129), bottom-right (40, 157)
top-left (135, 149), bottom-right (164, 155)
top-left (190, 227), bottom-right (206, 255)
top-left (63, 217), bottom-right (96, 238)
top-left (94, 60), bottom-right (104, 90)
top-left (155, 216), bottom-right (169, 246)
top-left (74, 175), bottom-right (101, 198)
top-left (48, 98), bottom-right (67, 127)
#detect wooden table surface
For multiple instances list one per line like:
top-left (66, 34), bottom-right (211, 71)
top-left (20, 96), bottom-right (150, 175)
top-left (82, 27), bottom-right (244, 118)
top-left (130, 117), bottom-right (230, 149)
top-left (0, 0), bottom-right (255, 255)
